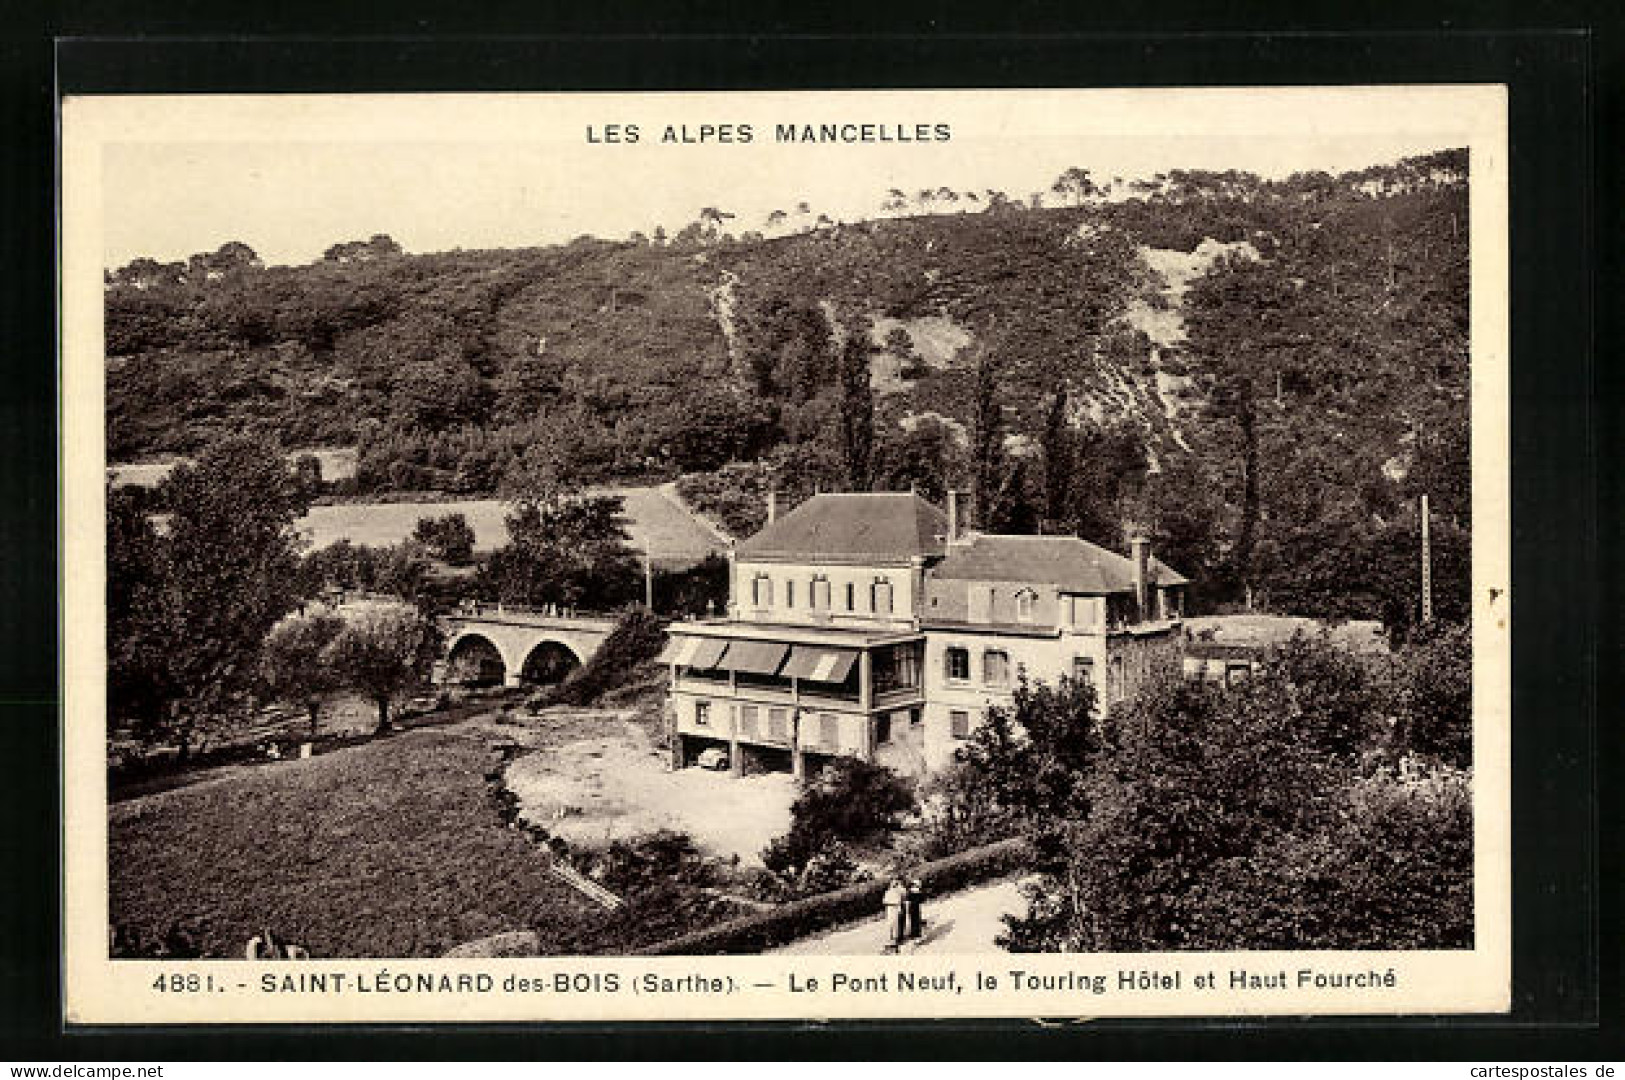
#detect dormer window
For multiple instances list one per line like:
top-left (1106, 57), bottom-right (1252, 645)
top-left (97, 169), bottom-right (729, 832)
top-left (1015, 588), bottom-right (1037, 622)
top-left (871, 577), bottom-right (894, 615)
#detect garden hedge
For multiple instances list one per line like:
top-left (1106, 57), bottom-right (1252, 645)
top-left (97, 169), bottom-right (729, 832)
top-left (636, 835), bottom-right (1033, 956)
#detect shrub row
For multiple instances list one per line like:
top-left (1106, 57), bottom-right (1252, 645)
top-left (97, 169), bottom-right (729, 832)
top-left (636, 835), bottom-right (1032, 956)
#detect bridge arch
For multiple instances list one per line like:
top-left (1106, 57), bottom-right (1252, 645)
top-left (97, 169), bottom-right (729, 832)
top-left (437, 611), bottom-right (616, 688)
top-left (444, 631), bottom-right (508, 687)
top-left (519, 639), bottom-right (583, 686)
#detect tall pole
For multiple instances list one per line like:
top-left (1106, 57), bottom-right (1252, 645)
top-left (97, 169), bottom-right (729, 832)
top-left (1420, 493), bottom-right (1433, 625)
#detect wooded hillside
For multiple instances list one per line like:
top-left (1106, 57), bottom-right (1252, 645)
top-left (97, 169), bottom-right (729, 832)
top-left (106, 149), bottom-right (1469, 626)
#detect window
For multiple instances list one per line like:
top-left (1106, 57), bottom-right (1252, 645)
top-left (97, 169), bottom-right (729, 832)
top-left (752, 575), bottom-right (773, 607)
top-left (949, 710), bottom-right (970, 739)
top-left (983, 649), bottom-right (1010, 686)
top-left (1015, 589), bottom-right (1036, 622)
top-left (768, 708), bottom-right (789, 741)
top-left (739, 705), bottom-right (759, 739)
top-left (875, 713), bottom-right (891, 744)
top-left (813, 576), bottom-right (831, 611)
top-left (694, 701), bottom-right (711, 727)
top-left (968, 584), bottom-right (993, 623)
top-left (1067, 594), bottom-right (1100, 629)
top-left (786, 579), bottom-right (795, 608)
top-left (945, 646), bottom-right (970, 682)
top-left (844, 581), bottom-right (855, 611)
top-left (1072, 656), bottom-right (1095, 686)
top-left (819, 713), bottom-right (839, 748)
top-left (872, 577), bottom-right (894, 615)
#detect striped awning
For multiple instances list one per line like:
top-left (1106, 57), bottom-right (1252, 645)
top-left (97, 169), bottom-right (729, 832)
top-left (781, 645), bottom-right (858, 683)
top-left (723, 640), bottom-right (789, 676)
top-left (655, 636), bottom-right (729, 670)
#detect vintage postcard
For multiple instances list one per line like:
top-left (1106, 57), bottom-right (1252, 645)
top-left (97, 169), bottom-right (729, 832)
top-left (61, 86), bottom-right (1510, 1024)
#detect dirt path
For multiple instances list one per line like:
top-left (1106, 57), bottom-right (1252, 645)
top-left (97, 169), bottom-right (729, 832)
top-left (499, 711), bottom-right (794, 864)
top-left (771, 877), bottom-right (1035, 956)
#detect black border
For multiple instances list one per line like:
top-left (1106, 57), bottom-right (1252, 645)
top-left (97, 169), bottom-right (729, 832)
top-left (0, 15), bottom-right (1608, 1060)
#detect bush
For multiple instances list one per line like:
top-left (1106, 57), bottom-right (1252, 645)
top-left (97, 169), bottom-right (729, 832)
top-left (760, 757), bottom-right (915, 877)
top-left (1186, 763), bottom-right (1473, 949)
top-left (901, 762), bottom-right (1027, 862)
top-left (1389, 621), bottom-right (1471, 767)
top-left (754, 840), bottom-right (871, 902)
top-left (639, 836), bottom-right (1032, 955)
top-left (590, 829), bottom-right (714, 895)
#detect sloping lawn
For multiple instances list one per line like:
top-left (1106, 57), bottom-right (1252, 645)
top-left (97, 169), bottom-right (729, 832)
top-left (110, 726), bottom-right (609, 958)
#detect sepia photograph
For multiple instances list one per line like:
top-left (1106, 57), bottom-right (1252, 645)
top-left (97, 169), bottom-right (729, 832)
top-left (59, 87), bottom-right (1510, 1022)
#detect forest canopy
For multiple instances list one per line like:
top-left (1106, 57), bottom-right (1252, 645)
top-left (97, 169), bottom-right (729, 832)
top-left (107, 150), bottom-right (1469, 626)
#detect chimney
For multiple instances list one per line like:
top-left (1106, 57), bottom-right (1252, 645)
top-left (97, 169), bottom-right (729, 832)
top-left (946, 490), bottom-right (960, 544)
top-left (1131, 536), bottom-right (1151, 621)
top-left (766, 489), bottom-right (778, 524)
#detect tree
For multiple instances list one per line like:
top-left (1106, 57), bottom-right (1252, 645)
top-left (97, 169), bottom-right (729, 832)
top-left (875, 414), bottom-right (965, 502)
top-left (1039, 390), bottom-right (1074, 528)
top-left (480, 494), bottom-right (640, 610)
top-left (292, 453), bottom-right (324, 498)
top-left (969, 351), bottom-right (1006, 530)
top-left (322, 234), bottom-right (403, 264)
top-left (960, 673), bottom-right (1101, 824)
top-left (836, 329), bottom-right (875, 490)
top-left (412, 512), bottom-right (476, 565)
top-left (143, 434), bottom-right (311, 756)
top-left (108, 487), bottom-right (178, 737)
top-left (762, 757), bottom-right (916, 878)
top-left (259, 608), bottom-right (345, 734)
top-left (185, 240), bottom-right (263, 283)
top-left (321, 602), bottom-right (441, 734)
top-left (1389, 621), bottom-right (1471, 767)
top-left (996, 637), bottom-right (1459, 953)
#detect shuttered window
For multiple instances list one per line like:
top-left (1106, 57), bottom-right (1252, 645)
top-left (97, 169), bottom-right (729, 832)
top-left (813, 577), bottom-right (831, 610)
top-left (872, 578), bottom-right (894, 614)
top-left (983, 650), bottom-right (1010, 686)
top-left (949, 710), bottom-right (970, 739)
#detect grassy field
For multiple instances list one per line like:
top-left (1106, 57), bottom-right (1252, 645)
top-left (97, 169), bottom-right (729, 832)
top-left (110, 723), bottom-right (615, 959)
top-left (295, 485), bottom-right (727, 563)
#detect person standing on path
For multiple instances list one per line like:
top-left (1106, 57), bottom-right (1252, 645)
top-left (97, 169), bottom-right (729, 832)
top-left (905, 875), bottom-right (924, 940)
top-left (881, 878), bottom-right (907, 952)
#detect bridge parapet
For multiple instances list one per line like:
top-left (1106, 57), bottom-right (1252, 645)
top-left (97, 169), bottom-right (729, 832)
top-left (442, 603), bottom-right (620, 633)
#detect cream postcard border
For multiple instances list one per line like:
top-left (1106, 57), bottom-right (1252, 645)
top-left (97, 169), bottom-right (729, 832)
top-left (60, 87), bottom-right (1511, 1024)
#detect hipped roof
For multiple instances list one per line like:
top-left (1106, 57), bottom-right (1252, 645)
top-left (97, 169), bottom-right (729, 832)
top-left (737, 493), bottom-right (949, 561)
top-left (931, 534), bottom-right (1189, 594)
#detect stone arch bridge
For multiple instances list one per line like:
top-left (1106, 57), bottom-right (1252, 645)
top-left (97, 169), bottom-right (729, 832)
top-left (438, 606), bottom-right (619, 688)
